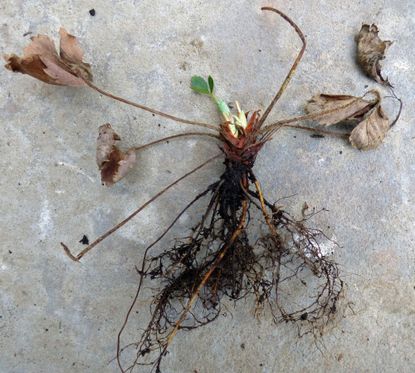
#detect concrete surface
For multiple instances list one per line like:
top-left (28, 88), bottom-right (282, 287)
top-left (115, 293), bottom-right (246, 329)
top-left (1, 0), bottom-right (414, 372)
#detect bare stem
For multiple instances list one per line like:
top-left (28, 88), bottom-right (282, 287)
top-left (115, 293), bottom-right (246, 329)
top-left (131, 132), bottom-right (220, 153)
top-left (61, 154), bottom-right (221, 261)
top-left (279, 123), bottom-right (349, 138)
top-left (387, 87), bottom-right (403, 127)
top-left (84, 79), bottom-right (219, 131)
top-left (258, 7), bottom-right (306, 128)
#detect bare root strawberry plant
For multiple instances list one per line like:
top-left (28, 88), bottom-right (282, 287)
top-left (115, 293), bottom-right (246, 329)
top-left (4, 5), bottom-right (402, 373)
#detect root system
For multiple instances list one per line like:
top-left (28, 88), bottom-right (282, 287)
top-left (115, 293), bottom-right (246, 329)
top-left (116, 151), bottom-right (343, 372)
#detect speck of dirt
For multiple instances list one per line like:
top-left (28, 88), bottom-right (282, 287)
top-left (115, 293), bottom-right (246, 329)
top-left (190, 38), bottom-right (204, 50)
top-left (179, 62), bottom-right (189, 71)
top-left (8, 250), bottom-right (12, 254)
top-left (79, 235), bottom-right (89, 245)
top-left (339, 150), bottom-right (343, 154)
top-left (89, 9), bottom-right (96, 16)
top-left (240, 343), bottom-right (245, 349)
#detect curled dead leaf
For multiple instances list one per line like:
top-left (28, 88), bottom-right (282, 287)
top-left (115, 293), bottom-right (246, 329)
top-left (97, 124), bottom-right (136, 186)
top-left (356, 24), bottom-right (392, 86)
top-left (306, 91), bottom-right (393, 150)
top-left (305, 92), bottom-right (379, 126)
top-left (349, 105), bottom-right (389, 150)
top-left (4, 27), bottom-right (92, 86)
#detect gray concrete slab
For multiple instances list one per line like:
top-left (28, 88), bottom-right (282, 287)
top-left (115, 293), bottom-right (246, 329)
top-left (1, 1), bottom-right (414, 372)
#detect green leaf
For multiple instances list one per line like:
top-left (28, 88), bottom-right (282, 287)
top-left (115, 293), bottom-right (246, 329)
top-left (191, 76), bottom-right (210, 95)
top-left (208, 76), bottom-right (214, 94)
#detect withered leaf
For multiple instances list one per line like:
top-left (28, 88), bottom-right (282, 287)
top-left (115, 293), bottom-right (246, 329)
top-left (356, 24), bottom-right (392, 86)
top-left (97, 124), bottom-right (136, 186)
top-left (4, 27), bottom-right (92, 86)
top-left (58, 28), bottom-right (92, 81)
top-left (349, 105), bottom-right (389, 150)
top-left (306, 91), bottom-right (392, 150)
top-left (305, 93), bottom-right (379, 126)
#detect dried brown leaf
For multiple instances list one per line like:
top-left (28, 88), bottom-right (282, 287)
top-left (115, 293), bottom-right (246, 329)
top-left (4, 28), bottom-right (92, 86)
top-left (349, 105), bottom-right (389, 150)
top-left (5, 54), bottom-right (55, 85)
top-left (59, 28), bottom-right (85, 64)
top-left (23, 34), bottom-right (58, 58)
top-left (41, 57), bottom-right (89, 86)
top-left (58, 28), bottom-right (92, 81)
top-left (97, 124), bottom-right (136, 186)
top-left (305, 93), bottom-right (379, 126)
top-left (356, 24), bottom-right (392, 86)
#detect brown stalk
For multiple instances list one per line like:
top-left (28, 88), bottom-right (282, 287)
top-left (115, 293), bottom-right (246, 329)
top-left (85, 79), bottom-right (219, 131)
top-left (280, 123), bottom-right (349, 137)
top-left (61, 154), bottom-right (221, 261)
top-left (258, 7), bottom-right (306, 128)
top-left (131, 132), bottom-right (221, 152)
